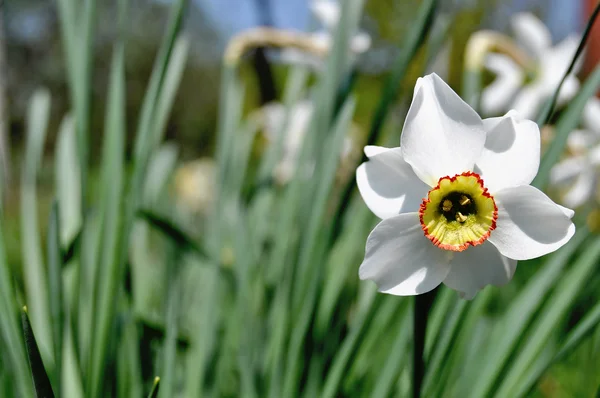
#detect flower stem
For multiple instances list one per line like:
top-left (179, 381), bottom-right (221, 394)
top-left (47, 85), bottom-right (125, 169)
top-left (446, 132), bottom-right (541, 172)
top-left (413, 289), bottom-right (437, 398)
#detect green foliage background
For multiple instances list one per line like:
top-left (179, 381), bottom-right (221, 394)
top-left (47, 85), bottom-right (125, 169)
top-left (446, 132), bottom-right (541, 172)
top-left (0, 0), bottom-right (599, 397)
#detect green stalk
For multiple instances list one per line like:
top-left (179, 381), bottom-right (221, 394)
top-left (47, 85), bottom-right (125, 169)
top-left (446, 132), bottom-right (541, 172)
top-left (413, 289), bottom-right (436, 398)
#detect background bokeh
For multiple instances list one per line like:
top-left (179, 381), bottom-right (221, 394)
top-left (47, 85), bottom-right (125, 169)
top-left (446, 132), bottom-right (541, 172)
top-left (1, 0), bottom-right (599, 397)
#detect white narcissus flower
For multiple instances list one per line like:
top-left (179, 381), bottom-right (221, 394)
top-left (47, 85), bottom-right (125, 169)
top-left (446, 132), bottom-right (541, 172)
top-left (278, 0), bottom-right (371, 69)
top-left (262, 100), bottom-right (355, 184)
top-left (357, 73), bottom-right (575, 299)
top-left (310, 0), bottom-right (371, 55)
top-left (174, 158), bottom-right (217, 216)
top-left (550, 97), bottom-right (600, 208)
top-left (482, 12), bottom-right (581, 119)
top-left (480, 53), bottom-right (524, 116)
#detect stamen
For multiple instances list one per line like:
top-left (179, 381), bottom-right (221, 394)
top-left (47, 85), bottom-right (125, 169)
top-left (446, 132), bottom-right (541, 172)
top-left (442, 199), bottom-right (453, 212)
top-left (455, 212), bottom-right (467, 223)
top-left (459, 195), bottom-right (471, 206)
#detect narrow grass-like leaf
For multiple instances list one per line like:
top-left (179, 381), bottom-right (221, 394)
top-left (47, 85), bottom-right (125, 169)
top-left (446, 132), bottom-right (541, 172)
top-left (117, 312), bottom-right (143, 398)
top-left (468, 228), bottom-right (588, 398)
top-left (61, 323), bottom-right (84, 398)
top-left (0, 216), bottom-right (32, 396)
top-left (364, 0), bottom-right (437, 151)
top-left (283, 96), bottom-right (357, 395)
top-left (430, 288), bottom-right (493, 397)
top-left (21, 88), bottom-right (53, 363)
top-left (136, 209), bottom-right (210, 259)
top-left (132, 0), bottom-right (186, 174)
top-left (516, 296), bottom-right (600, 397)
top-left (533, 64), bottom-right (600, 189)
top-left (495, 236), bottom-right (600, 397)
top-left (55, 115), bottom-right (81, 247)
top-left (370, 306), bottom-right (412, 398)
top-left (346, 296), bottom-right (401, 383)
top-left (142, 144), bottom-right (179, 207)
top-left (148, 377), bottom-right (160, 398)
top-left (150, 36), bottom-right (189, 150)
top-left (86, 11), bottom-right (127, 395)
top-left (46, 202), bottom-right (63, 395)
top-left (159, 246), bottom-right (183, 398)
top-left (424, 287), bottom-right (455, 357)
top-left (61, 229), bottom-right (82, 265)
top-left (21, 307), bottom-right (55, 398)
top-left (293, 96), bottom-right (357, 311)
top-left (462, 68), bottom-right (481, 110)
top-left (75, 212), bottom-right (100, 372)
top-left (536, 0), bottom-right (600, 126)
top-left (421, 297), bottom-right (468, 393)
top-left (320, 284), bottom-right (379, 397)
top-left (314, 198), bottom-right (373, 337)
top-left (55, 0), bottom-right (97, 209)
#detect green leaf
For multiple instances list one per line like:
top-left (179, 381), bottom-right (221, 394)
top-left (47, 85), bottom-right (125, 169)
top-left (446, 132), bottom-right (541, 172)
top-left (533, 64), bottom-right (600, 189)
top-left (46, 202), bottom-right (63, 395)
top-left (21, 307), bottom-right (55, 398)
top-left (136, 209), bottom-right (209, 259)
top-left (159, 246), bottom-right (183, 398)
top-left (364, 0), bottom-right (438, 149)
top-left (0, 213), bottom-right (32, 396)
top-left (86, 4), bottom-right (127, 394)
top-left (468, 227), bottom-right (588, 398)
top-left (54, 115), bottom-right (81, 247)
top-left (148, 377), bottom-right (160, 398)
top-left (21, 88), bottom-right (53, 364)
top-left (536, 1), bottom-right (600, 126)
top-left (496, 235), bottom-right (600, 397)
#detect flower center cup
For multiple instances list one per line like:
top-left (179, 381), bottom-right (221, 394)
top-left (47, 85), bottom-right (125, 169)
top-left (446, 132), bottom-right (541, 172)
top-left (419, 172), bottom-right (498, 252)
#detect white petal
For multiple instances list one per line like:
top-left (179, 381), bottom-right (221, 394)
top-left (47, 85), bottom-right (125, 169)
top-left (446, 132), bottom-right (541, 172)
top-left (356, 146), bottom-right (430, 219)
top-left (549, 34), bottom-right (581, 75)
top-left (488, 185), bottom-right (576, 260)
top-left (556, 204), bottom-right (575, 219)
top-left (481, 53), bottom-right (524, 115)
top-left (262, 102), bottom-right (286, 141)
top-left (364, 145), bottom-right (388, 157)
top-left (311, 31), bottom-right (332, 51)
top-left (512, 86), bottom-right (544, 120)
top-left (359, 213), bottom-right (451, 295)
top-left (511, 12), bottom-right (552, 57)
top-left (443, 241), bottom-right (517, 300)
top-left (556, 75), bottom-right (580, 106)
top-left (475, 110), bottom-right (540, 193)
top-left (582, 97), bottom-right (600, 135)
top-left (351, 31), bottom-right (371, 53)
top-left (550, 156), bottom-right (586, 185)
top-left (566, 129), bottom-right (598, 153)
top-left (590, 145), bottom-right (600, 165)
top-left (310, 0), bottom-right (339, 28)
top-left (276, 48), bottom-right (325, 69)
top-left (563, 169), bottom-right (596, 208)
top-left (401, 73), bottom-right (485, 185)
top-left (542, 35), bottom-right (580, 98)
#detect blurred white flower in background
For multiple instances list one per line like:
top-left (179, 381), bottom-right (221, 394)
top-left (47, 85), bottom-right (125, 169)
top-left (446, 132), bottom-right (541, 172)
top-left (480, 53), bottom-right (524, 116)
top-left (481, 12), bottom-right (581, 119)
top-left (550, 97), bottom-right (600, 208)
top-left (279, 0), bottom-right (371, 69)
top-left (357, 73), bottom-right (575, 299)
top-left (310, 0), bottom-right (371, 54)
top-left (174, 157), bottom-right (217, 216)
top-left (262, 100), bottom-right (356, 184)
